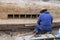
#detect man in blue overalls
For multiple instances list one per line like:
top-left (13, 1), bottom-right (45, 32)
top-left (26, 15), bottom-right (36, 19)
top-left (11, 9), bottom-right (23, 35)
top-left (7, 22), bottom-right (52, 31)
top-left (35, 8), bottom-right (53, 36)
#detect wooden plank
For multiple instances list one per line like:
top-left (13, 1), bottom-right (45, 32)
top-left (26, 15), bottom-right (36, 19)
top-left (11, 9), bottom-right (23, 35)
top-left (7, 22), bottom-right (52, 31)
top-left (0, 19), bottom-right (60, 25)
top-left (31, 34), bottom-right (55, 40)
top-left (54, 35), bottom-right (60, 40)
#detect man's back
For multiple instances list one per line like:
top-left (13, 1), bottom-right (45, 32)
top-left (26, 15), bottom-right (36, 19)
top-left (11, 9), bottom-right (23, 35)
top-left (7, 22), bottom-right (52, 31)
top-left (40, 12), bottom-right (53, 26)
top-left (37, 11), bottom-right (53, 31)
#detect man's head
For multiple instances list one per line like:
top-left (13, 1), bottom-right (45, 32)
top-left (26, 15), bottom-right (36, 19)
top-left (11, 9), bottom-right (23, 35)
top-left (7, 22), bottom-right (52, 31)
top-left (40, 8), bottom-right (47, 13)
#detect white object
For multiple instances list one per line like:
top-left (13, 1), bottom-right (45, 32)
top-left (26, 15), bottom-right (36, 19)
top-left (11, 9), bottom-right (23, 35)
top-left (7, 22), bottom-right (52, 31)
top-left (56, 28), bottom-right (60, 37)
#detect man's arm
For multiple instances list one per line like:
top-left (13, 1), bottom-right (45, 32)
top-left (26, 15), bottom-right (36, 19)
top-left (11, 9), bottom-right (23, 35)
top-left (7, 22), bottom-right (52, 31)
top-left (51, 16), bottom-right (53, 24)
top-left (37, 15), bottom-right (41, 25)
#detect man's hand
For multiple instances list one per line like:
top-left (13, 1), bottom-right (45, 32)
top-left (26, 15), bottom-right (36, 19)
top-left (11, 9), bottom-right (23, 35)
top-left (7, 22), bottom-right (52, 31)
top-left (37, 23), bottom-right (40, 25)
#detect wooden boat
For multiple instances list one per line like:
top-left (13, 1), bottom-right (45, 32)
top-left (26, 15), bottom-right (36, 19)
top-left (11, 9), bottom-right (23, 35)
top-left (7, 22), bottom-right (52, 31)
top-left (0, 1), bottom-right (60, 30)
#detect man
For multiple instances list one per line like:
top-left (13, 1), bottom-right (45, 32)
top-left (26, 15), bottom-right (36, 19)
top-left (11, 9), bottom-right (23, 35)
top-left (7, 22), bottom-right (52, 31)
top-left (34, 8), bottom-right (53, 36)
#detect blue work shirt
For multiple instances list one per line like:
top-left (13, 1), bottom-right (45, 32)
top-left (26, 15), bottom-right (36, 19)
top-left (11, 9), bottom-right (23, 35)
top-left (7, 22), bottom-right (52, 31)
top-left (37, 11), bottom-right (53, 31)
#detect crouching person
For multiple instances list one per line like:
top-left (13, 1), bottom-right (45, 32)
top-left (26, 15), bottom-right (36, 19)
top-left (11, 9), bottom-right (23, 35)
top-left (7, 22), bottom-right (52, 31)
top-left (34, 8), bottom-right (53, 37)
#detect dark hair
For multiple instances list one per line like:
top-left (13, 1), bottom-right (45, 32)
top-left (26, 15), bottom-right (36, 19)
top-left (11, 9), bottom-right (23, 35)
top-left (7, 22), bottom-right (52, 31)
top-left (40, 9), bottom-right (47, 13)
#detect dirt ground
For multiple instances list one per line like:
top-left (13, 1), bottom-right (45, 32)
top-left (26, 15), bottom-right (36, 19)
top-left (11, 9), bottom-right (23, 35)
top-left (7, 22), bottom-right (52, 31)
top-left (0, 27), bottom-right (59, 40)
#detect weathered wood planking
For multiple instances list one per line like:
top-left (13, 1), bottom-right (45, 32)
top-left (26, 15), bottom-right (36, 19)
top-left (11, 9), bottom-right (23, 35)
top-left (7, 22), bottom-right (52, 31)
top-left (31, 34), bottom-right (56, 40)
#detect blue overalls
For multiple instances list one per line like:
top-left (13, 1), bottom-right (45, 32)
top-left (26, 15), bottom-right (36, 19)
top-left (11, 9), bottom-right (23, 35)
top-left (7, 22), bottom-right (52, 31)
top-left (35, 11), bottom-right (53, 33)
